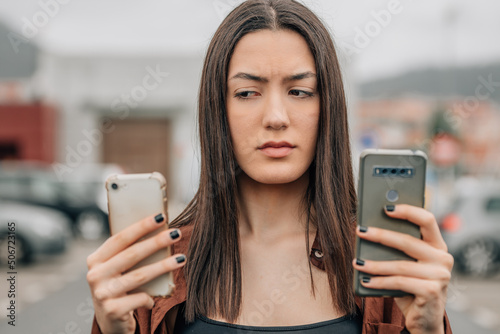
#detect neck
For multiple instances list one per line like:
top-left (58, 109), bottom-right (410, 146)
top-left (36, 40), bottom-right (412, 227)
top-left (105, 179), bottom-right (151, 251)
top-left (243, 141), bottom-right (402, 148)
top-left (235, 171), bottom-right (314, 243)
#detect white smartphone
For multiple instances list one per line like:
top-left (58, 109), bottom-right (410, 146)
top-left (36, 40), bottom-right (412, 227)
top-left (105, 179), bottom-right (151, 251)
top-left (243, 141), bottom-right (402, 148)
top-left (105, 172), bottom-right (175, 297)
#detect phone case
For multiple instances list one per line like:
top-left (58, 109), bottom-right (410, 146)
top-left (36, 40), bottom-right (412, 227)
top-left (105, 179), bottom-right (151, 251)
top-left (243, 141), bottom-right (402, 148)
top-left (354, 149), bottom-right (427, 297)
top-left (106, 172), bottom-right (175, 297)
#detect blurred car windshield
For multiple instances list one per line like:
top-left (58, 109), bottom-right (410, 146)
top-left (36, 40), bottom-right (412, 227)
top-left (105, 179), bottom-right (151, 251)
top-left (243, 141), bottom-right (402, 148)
top-left (486, 197), bottom-right (500, 213)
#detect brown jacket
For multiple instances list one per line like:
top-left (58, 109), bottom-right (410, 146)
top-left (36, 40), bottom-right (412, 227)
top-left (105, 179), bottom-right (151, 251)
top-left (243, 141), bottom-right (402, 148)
top-left (92, 224), bottom-right (452, 334)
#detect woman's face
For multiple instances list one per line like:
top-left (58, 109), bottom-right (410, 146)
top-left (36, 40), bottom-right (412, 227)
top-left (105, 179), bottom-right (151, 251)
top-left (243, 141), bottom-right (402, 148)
top-left (226, 29), bottom-right (320, 184)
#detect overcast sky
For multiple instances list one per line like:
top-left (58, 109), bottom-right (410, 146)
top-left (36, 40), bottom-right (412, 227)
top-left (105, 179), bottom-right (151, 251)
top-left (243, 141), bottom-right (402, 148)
top-left (1, 0), bottom-right (499, 82)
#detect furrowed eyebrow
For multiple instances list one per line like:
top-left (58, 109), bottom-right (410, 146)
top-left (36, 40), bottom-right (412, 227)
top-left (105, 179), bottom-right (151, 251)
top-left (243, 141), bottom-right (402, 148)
top-left (229, 72), bottom-right (268, 83)
top-left (283, 71), bottom-right (316, 82)
top-left (228, 71), bottom-right (316, 83)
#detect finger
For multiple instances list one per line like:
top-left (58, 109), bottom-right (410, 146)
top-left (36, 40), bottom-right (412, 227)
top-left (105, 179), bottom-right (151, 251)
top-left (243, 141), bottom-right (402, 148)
top-left (356, 226), bottom-right (443, 262)
top-left (352, 258), bottom-right (451, 281)
top-left (96, 253), bottom-right (186, 298)
top-left (384, 204), bottom-right (447, 251)
top-left (87, 213), bottom-right (166, 268)
top-left (105, 228), bottom-right (182, 276)
top-left (360, 275), bottom-right (447, 302)
top-left (100, 293), bottom-right (155, 321)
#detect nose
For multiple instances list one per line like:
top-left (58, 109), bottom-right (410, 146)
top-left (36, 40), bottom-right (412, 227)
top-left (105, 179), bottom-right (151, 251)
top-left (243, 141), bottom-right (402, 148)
top-left (262, 91), bottom-right (290, 130)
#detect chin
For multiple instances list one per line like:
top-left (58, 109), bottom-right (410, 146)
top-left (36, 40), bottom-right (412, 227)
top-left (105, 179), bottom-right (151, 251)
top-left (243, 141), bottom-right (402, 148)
top-left (243, 166), bottom-right (309, 185)
top-left (255, 175), bottom-right (299, 185)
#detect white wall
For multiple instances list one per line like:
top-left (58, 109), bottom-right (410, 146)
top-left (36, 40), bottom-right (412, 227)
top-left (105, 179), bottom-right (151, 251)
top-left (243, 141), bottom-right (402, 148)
top-left (37, 52), bottom-right (203, 205)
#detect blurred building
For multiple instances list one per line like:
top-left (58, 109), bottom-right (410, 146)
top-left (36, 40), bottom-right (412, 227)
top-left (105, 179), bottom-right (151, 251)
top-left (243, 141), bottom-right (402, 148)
top-left (37, 52), bottom-right (202, 204)
top-left (460, 101), bottom-right (500, 175)
top-left (356, 98), bottom-right (500, 173)
top-left (356, 63), bottom-right (500, 178)
top-left (0, 19), bottom-right (203, 206)
top-left (355, 97), bottom-right (500, 217)
top-left (0, 101), bottom-right (57, 162)
top-left (355, 98), bottom-right (434, 150)
top-left (0, 21), bottom-right (58, 163)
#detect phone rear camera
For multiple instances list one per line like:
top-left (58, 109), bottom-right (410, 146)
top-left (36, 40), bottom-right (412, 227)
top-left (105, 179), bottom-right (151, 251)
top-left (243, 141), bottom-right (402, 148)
top-left (382, 168), bottom-right (388, 174)
top-left (400, 169), bottom-right (406, 175)
top-left (111, 183), bottom-right (118, 190)
top-left (391, 169), bottom-right (397, 174)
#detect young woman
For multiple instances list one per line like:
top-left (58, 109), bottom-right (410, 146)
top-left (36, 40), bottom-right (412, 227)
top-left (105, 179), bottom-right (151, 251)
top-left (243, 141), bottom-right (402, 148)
top-left (87, 1), bottom-right (453, 333)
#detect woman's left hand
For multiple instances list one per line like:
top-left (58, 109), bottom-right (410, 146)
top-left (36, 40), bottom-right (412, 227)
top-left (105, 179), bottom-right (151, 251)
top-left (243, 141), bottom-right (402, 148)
top-left (352, 204), bottom-right (454, 334)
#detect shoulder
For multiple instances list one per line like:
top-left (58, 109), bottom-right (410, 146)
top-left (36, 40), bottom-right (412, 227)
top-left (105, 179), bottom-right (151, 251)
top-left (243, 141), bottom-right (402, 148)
top-left (359, 296), bottom-right (452, 334)
top-left (361, 296), bottom-right (405, 324)
top-left (358, 296), bottom-right (407, 333)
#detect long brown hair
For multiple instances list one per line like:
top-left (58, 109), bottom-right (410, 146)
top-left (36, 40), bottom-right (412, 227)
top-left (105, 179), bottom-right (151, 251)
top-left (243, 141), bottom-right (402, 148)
top-left (170, 0), bottom-right (357, 323)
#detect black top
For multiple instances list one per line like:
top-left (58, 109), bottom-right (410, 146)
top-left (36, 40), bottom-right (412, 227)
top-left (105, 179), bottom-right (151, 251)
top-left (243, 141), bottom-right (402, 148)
top-left (174, 302), bottom-right (362, 333)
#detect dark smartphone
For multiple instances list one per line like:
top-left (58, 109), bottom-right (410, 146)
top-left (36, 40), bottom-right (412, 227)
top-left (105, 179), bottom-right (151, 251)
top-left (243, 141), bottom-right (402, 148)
top-left (354, 149), bottom-right (427, 297)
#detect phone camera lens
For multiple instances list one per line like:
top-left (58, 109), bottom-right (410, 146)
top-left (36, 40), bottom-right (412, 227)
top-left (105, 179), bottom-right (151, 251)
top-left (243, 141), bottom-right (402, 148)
top-left (390, 169), bottom-right (397, 174)
top-left (400, 169), bottom-right (406, 175)
top-left (111, 183), bottom-right (118, 190)
top-left (382, 168), bottom-right (388, 174)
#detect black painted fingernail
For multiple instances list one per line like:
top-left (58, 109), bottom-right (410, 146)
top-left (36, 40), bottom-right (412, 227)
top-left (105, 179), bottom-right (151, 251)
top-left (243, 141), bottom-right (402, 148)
top-left (359, 226), bottom-right (368, 233)
top-left (176, 255), bottom-right (186, 263)
top-left (385, 205), bottom-right (395, 212)
top-left (155, 213), bottom-right (164, 223)
top-left (356, 258), bottom-right (365, 266)
top-left (362, 276), bottom-right (371, 283)
top-left (170, 229), bottom-right (180, 240)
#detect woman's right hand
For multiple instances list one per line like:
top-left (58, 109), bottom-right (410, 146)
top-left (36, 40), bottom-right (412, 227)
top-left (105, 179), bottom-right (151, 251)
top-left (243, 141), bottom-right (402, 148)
top-left (86, 213), bottom-right (185, 334)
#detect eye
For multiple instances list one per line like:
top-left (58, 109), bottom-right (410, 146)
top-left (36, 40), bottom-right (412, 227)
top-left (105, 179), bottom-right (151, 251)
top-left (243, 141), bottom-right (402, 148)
top-left (234, 91), bottom-right (260, 99)
top-left (289, 89), bottom-right (314, 98)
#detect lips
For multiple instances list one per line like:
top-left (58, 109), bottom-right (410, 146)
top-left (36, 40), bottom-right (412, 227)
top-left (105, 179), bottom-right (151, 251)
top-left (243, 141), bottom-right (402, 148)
top-left (258, 141), bottom-right (294, 149)
top-left (258, 141), bottom-right (295, 158)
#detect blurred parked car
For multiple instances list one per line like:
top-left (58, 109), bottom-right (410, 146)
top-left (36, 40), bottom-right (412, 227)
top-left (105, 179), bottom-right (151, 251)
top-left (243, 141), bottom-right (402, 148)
top-left (0, 201), bottom-right (72, 264)
top-left (0, 161), bottom-right (114, 240)
top-left (439, 179), bottom-right (500, 276)
top-left (55, 163), bottom-right (125, 215)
